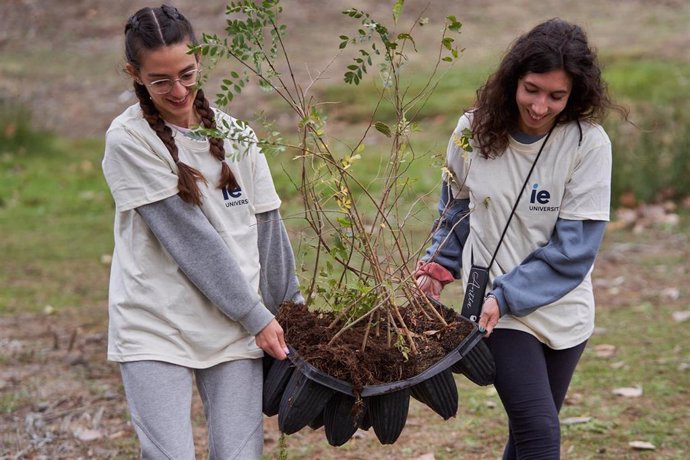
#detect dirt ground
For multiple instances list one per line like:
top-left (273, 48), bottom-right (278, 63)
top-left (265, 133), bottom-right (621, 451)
top-left (0, 215), bottom-right (686, 459)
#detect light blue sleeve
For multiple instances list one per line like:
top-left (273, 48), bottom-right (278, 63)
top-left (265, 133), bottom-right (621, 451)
top-left (421, 181), bottom-right (470, 279)
top-left (491, 219), bottom-right (607, 317)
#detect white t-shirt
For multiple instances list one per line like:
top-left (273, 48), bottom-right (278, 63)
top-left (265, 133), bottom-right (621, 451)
top-left (102, 103), bottom-right (281, 367)
top-left (445, 113), bottom-right (611, 349)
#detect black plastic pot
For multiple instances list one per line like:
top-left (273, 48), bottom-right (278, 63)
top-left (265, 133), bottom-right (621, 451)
top-left (263, 356), bottom-right (295, 416)
top-left (308, 410), bottom-right (325, 430)
top-left (323, 393), bottom-right (365, 446)
top-left (410, 368), bottom-right (458, 420)
top-left (366, 388), bottom-right (411, 444)
top-left (268, 307), bottom-right (490, 446)
top-left (450, 339), bottom-right (496, 386)
top-left (277, 368), bottom-right (335, 435)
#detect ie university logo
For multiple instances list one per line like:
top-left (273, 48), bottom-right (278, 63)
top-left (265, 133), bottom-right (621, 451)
top-left (222, 186), bottom-right (249, 208)
top-left (529, 183), bottom-right (559, 212)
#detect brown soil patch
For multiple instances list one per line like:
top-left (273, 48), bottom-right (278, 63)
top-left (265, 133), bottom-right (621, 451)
top-left (278, 300), bottom-right (475, 388)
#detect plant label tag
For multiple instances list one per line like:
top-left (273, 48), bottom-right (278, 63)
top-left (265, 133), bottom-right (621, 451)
top-left (461, 265), bottom-right (489, 322)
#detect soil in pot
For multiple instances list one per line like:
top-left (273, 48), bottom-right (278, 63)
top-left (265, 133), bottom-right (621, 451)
top-left (276, 300), bottom-right (476, 390)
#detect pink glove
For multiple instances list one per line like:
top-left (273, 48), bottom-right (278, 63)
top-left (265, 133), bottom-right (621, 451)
top-left (414, 261), bottom-right (454, 300)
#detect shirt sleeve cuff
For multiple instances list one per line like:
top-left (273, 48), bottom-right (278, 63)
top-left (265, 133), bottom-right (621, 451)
top-left (491, 287), bottom-right (509, 316)
top-left (239, 301), bottom-right (275, 336)
top-left (414, 261), bottom-right (455, 285)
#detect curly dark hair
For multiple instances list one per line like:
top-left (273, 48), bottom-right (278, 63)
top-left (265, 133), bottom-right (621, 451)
top-left (471, 18), bottom-right (621, 159)
top-left (124, 5), bottom-right (237, 205)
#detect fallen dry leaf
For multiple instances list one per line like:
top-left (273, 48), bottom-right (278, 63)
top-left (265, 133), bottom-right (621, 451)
top-left (423, 329), bottom-right (441, 336)
top-left (564, 392), bottom-right (583, 406)
top-left (561, 416), bottom-right (592, 425)
top-left (72, 427), bottom-right (104, 442)
top-left (661, 288), bottom-right (680, 301)
top-left (629, 440), bottom-right (656, 450)
top-left (672, 311), bottom-right (690, 323)
top-left (594, 344), bottom-right (616, 358)
top-left (613, 386), bottom-right (643, 398)
top-left (414, 454), bottom-right (436, 460)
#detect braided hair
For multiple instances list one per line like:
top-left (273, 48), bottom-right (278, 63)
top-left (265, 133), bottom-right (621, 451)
top-left (124, 4), bottom-right (237, 205)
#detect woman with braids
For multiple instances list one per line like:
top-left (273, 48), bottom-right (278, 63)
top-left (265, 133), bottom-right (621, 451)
top-left (102, 5), bottom-right (301, 458)
top-left (415, 19), bottom-right (625, 458)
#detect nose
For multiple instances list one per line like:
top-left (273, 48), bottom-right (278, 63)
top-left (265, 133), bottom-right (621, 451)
top-left (531, 99), bottom-right (548, 116)
top-left (170, 80), bottom-right (189, 98)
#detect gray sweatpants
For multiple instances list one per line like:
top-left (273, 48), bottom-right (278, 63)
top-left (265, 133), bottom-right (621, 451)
top-left (120, 359), bottom-right (263, 460)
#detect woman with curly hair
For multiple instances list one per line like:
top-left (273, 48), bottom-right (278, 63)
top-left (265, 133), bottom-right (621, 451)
top-left (102, 5), bottom-right (301, 458)
top-left (416, 18), bottom-right (624, 458)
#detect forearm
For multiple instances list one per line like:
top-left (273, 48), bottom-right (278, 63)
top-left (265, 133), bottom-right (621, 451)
top-left (491, 219), bottom-right (607, 316)
top-left (256, 209), bottom-right (303, 313)
top-left (137, 195), bottom-right (274, 335)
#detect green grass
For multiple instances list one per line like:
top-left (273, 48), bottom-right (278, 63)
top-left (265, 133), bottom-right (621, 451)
top-left (0, 120), bottom-right (113, 314)
top-left (319, 57), bottom-right (690, 121)
top-left (603, 58), bottom-right (690, 105)
top-left (318, 61), bottom-right (491, 129)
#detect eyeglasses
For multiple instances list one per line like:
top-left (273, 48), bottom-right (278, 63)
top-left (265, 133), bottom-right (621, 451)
top-left (144, 68), bottom-right (200, 95)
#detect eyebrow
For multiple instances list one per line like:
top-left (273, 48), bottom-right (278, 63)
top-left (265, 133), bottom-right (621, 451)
top-left (147, 64), bottom-right (197, 79)
top-left (524, 81), bottom-right (570, 96)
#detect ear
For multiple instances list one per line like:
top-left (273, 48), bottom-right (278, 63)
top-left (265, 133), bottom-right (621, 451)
top-left (125, 63), bottom-right (142, 85)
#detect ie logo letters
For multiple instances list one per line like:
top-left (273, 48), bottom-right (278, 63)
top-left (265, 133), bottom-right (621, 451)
top-left (222, 186), bottom-right (249, 208)
top-left (528, 183), bottom-right (559, 212)
top-left (530, 183), bottom-right (550, 204)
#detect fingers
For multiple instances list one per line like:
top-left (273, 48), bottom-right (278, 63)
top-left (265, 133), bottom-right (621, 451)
top-left (416, 276), bottom-right (442, 300)
top-left (416, 275), bottom-right (431, 290)
top-left (479, 301), bottom-right (500, 337)
top-left (478, 313), bottom-right (494, 337)
top-left (256, 319), bottom-right (290, 360)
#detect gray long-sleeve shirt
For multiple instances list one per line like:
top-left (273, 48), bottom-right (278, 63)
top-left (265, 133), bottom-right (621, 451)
top-left (137, 194), bottom-right (301, 335)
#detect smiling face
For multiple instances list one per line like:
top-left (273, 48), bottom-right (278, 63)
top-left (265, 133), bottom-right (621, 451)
top-left (515, 69), bottom-right (573, 135)
top-left (127, 42), bottom-right (199, 128)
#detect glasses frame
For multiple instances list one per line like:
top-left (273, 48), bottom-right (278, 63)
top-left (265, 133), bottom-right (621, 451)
top-left (144, 68), bottom-right (201, 95)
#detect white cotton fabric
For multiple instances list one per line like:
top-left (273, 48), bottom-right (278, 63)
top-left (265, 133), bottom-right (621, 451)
top-left (102, 103), bottom-right (281, 367)
top-left (445, 113), bottom-right (611, 349)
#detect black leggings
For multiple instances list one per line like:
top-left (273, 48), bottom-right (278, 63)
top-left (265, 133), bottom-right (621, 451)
top-left (486, 329), bottom-right (587, 460)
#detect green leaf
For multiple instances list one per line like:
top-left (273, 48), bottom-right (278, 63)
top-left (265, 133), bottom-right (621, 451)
top-left (392, 0), bottom-right (404, 23)
top-left (374, 121), bottom-right (392, 137)
top-left (336, 217), bottom-right (352, 228)
top-left (447, 15), bottom-right (462, 32)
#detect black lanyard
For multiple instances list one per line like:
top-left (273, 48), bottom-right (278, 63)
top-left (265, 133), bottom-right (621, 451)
top-left (487, 124), bottom-right (556, 270)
